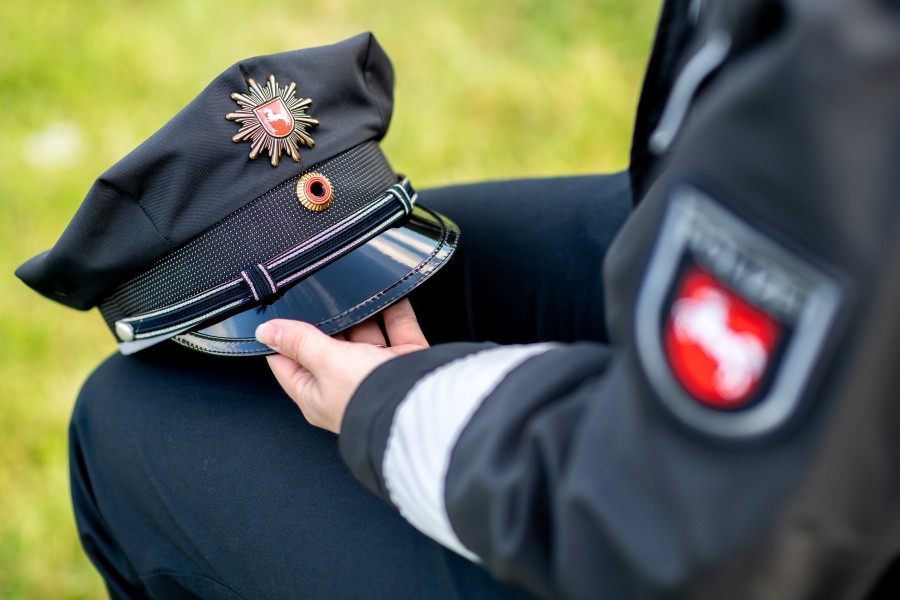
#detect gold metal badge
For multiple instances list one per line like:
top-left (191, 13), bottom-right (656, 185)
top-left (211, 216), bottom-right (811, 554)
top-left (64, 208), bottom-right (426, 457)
top-left (227, 75), bottom-right (319, 167)
top-left (296, 172), bottom-right (334, 212)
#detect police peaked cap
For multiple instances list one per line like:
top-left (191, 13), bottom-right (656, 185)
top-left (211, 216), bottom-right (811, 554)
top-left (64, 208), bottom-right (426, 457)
top-left (17, 33), bottom-right (459, 355)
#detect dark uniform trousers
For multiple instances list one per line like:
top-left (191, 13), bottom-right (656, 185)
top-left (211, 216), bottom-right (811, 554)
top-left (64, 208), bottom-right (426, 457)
top-left (70, 173), bottom-right (633, 599)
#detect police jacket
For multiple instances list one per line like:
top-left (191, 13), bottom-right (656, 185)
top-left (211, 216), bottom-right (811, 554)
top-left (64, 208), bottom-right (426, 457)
top-left (340, 0), bottom-right (900, 598)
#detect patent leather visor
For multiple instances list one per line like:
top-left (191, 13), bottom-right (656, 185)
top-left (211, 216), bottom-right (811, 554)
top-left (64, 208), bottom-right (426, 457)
top-left (169, 205), bottom-right (458, 356)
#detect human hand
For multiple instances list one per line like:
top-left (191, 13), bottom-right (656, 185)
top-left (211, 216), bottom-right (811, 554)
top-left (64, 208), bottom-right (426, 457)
top-left (255, 299), bottom-right (429, 434)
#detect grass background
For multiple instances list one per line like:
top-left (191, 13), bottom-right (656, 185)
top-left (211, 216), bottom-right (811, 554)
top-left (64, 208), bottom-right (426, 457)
top-left (0, 0), bottom-right (658, 597)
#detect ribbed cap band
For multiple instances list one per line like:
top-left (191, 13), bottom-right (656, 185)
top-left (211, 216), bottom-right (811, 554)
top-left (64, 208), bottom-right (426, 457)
top-left (98, 141), bottom-right (401, 339)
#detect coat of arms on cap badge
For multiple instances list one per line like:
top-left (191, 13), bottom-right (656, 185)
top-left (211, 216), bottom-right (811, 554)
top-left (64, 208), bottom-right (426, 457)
top-left (635, 186), bottom-right (843, 441)
top-left (227, 75), bottom-right (319, 167)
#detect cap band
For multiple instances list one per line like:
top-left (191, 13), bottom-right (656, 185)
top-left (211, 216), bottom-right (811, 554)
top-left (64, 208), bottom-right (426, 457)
top-left (99, 141), bottom-right (397, 328)
top-left (112, 178), bottom-right (415, 343)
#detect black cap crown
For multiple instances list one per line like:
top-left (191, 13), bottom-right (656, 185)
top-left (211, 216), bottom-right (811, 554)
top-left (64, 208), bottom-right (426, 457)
top-left (17, 33), bottom-right (394, 311)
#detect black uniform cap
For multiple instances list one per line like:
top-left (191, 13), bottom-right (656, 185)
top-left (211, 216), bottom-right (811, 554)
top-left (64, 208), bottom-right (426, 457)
top-left (16, 33), bottom-right (459, 356)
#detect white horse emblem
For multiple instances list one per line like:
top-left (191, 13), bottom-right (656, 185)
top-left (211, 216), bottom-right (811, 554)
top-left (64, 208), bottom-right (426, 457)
top-left (671, 288), bottom-right (768, 400)
top-left (251, 97), bottom-right (294, 138)
top-left (262, 107), bottom-right (289, 125)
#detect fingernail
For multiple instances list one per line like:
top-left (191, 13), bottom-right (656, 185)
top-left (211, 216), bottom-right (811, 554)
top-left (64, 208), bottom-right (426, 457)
top-left (255, 322), bottom-right (281, 348)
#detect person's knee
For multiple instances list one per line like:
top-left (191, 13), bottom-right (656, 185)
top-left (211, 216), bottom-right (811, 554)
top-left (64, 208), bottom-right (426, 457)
top-left (70, 353), bottom-right (143, 466)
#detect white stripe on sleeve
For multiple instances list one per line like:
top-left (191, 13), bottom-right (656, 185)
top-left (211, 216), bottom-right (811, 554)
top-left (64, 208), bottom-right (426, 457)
top-left (382, 344), bottom-right (557, 561)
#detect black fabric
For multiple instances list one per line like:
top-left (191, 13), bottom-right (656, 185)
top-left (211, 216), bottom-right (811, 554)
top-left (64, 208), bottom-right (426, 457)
top-left (628, 0), bottom-right (696, 202)
top-left (71, 343), bottom-right (535, 600)
top-left (408, 172), bottom-right (632, 346)
top-left (63, 1), bottom-right (900, 597)
top-left (636, 0), bottom-right (900, 592)
top-left (67, 1), bottom-right (900, 597)
top-left (443, 344), bottom-right (615, 599)
top-left (98, 141), bottom-right (396, 327)
top-left (431, 328), bottom-right (829, 600)
top-left (17, 33), bottom-right (394, 309)
top-left (106, 178), bottom-right (415, 343)
top-left (628, 0), bottom-right (793, 203)
top-left (70, 173), bottom-right (631, 599)
top-left (242, 264), bottom-right (276, 301)
top-left (340, 170), bottom-right (631, 523)
top-left (338, 2), bottom-right (900, 598)
top-left (340, 342), bottom-right (496, 504)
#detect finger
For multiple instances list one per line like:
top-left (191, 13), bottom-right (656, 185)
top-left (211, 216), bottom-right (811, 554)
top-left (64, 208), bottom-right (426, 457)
top-left (257, 320), bottom-right (339, 375)
top-left (332, 331), bottom-right (347, 342)
top-left (266, 353), bottom-right (316, 404)
top-left (382, 298), bottom-right (428, 348)
top-left (344, 317), bottom-right (387, 346)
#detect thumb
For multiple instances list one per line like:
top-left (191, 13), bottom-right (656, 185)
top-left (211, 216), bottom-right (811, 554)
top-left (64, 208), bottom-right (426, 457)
top-left (256, 319), bottom-right (337, 374)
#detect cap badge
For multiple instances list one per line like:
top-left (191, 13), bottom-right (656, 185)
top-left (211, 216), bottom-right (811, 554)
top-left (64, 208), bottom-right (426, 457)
top-left (296, 172), bottom-right (334, 212)
top-left (227, 75), bottom-right (319, 167)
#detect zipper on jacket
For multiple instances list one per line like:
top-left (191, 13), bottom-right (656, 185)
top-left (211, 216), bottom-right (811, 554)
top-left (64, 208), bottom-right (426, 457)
top-left (649, 31), bottom-right (731, 154)
top-left (689, 0), bottom-right (704, 24)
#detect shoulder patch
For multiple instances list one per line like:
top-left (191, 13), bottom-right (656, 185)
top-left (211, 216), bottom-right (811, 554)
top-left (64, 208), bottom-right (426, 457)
top-left (635, 186), bottom-right (842, 440)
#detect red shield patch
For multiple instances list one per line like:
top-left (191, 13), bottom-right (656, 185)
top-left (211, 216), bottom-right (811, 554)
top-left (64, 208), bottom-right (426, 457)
top-left (253, 97), bottom-right (294, 138)
top-left (664, 268), bottom-right (781, 410)
top-left (636, 187), bottom-right (843, 440)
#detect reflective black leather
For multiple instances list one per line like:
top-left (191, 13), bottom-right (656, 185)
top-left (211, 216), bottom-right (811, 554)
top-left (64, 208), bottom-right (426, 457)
top-left (173, 205), bottom-right (459, 355)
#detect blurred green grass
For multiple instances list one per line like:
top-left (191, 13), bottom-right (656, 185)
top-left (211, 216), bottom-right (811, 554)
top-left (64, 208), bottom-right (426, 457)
top-left (0, 0), bottom-right (658, 597)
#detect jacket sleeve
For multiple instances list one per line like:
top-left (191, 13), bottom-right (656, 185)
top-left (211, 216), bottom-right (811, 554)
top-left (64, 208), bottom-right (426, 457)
top-left (337, 1), bottom-right (900, 596)
top-left (338, 333), bottom-right (829, 599)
